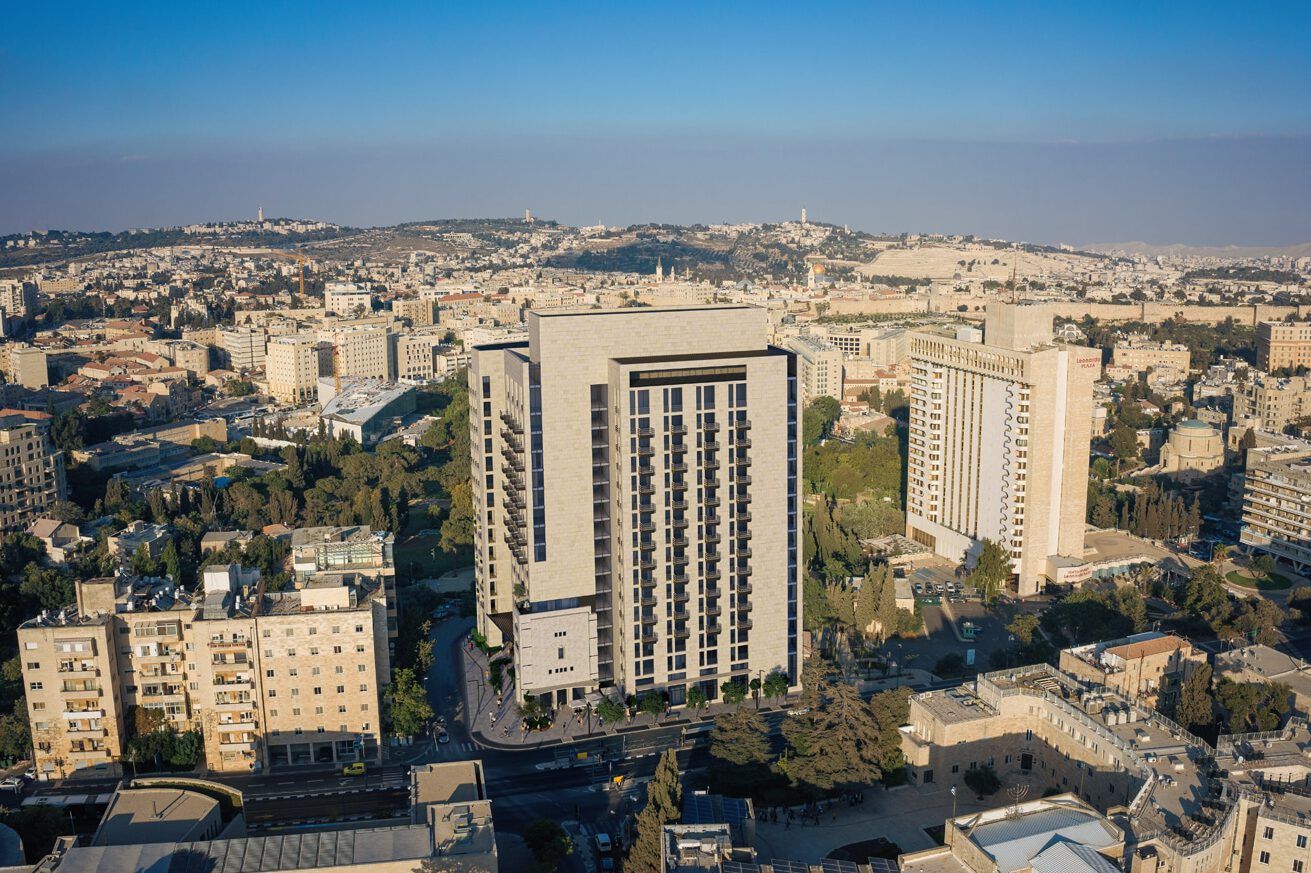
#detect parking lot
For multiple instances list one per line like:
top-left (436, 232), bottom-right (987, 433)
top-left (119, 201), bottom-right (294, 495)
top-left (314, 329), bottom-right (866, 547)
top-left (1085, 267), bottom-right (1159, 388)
top-left (880, 598), bottom-right (1016, 678)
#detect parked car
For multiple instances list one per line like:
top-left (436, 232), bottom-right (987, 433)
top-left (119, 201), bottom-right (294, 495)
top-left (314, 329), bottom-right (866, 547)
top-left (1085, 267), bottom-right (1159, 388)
top-left (0, 776), bottom-right (21, 791)
top-left (437, 729), bottom-right (451, 744)
top-left (595, 833), bottom-right (613, 853)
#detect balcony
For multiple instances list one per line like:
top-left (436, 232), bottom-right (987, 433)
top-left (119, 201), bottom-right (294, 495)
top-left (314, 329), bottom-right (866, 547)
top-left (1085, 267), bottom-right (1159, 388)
top-left (702, 421), bottom-right (720, 433)
top-left (737, 618), bottom-right (754, 631)
top-left (737, 474), bottom-right (753, 486)
top-left (208, 638), bottom-right (252, 650)
top-left (636, 444), bottom-right (655, 457)
top-left (215, 699), bottom-right (254, 710)
top-left (670, 424), bottom-right (688, 435)
top-left (62, 708), bottom-right (104, 719)
top-left (672, 607), bottom-right (690, 621)
top-left (736, 548), bottom-right (753, 560)
top-left (673, 626), bottom-right (691, 640)
top-left (65, 725), bottom-right (105, 738)
top-left (219, 739), bottom-right (257, 752)
top-left (499, 411), bottom-right (523, 434)
top-left (735, 419), bottom-right (751, 431)
top-left (638, 482), bottom-right (656, 496)
top-left (671, 479), bottom-right (688, 493)
top-left (639, 593), bottom-right (657, 608)
top-left (57, 664), bottom-right (99, 675)
top-left (735, 528), bottom-right (752, 540)
top-left (706, 621), bottom-right (722, 635)
top-left (671, 537), bottom-right (689, 549)
top-left (671, 499), bottom-right (688, 511)
top-left (705, 603), bottom-right (722, 617)
top-left (670, 462), bottom-right (688, 474)
top-left (639, 631), bottom-right (657, 645)
top-left (735, 437), bottom-right (752, 449)
top-left (635, 426), bottom-right (654, 438)
top-left (672, 577), bottom-right (690, 590)
top-left (59, 684), bottom-right (100, 697)
top-left (638, 558), bottom-right (656, 571)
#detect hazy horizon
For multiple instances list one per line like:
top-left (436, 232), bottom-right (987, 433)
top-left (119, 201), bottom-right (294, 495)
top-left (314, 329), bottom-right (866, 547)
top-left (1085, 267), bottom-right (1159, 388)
top-left (4, 2), bottom-right (1309, 247)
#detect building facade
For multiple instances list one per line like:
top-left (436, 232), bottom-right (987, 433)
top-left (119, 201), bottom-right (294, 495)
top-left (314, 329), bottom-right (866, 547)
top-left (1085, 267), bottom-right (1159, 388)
top-left (216, 326), bottom-right (267, 372)
top-left (786, 334), bottom-right (844, 403)
top-left (266, 335), bottom-right (330, 405)
top-left (18, 568), bottom-right (390, 779)
top-left (905, 303), bottom-right (1099, 596)
top-left (1257, 320), bottom-right (1311, 372)
top-left (469, 305), bottom-right (800, 709)
top-left (1240, 444), bottom-right (1311, 573)
top-left (0, 412), bottom-right (67, 531)
top-left (325, 325), bottom-right (396, 382)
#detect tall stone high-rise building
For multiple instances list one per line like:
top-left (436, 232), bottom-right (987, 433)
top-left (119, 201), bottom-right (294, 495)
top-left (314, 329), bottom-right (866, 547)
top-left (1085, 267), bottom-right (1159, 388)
top-left (905, 303), bottom-right (1100, 596)
top-left (469, 305), bottom-right (800, 708)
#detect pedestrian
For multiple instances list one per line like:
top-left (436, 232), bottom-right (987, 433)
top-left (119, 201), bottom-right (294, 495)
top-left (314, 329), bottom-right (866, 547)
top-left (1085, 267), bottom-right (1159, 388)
top-left (785, 818), bottom-right (791, 830)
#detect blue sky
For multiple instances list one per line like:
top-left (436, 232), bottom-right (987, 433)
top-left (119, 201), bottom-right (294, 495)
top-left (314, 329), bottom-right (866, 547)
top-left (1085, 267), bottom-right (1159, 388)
top-left (3, 2), bottom-right (1309, 244)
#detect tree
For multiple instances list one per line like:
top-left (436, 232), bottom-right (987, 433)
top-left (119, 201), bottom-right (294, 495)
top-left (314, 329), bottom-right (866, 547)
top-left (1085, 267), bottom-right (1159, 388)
top-left (802, 396), bottom-right (841, 446)
top-left (964, 765), bottom-right (1002, 797)
top-left (1175, 663), bottom-right (1214, 734)
top-left (438, 480), bottom-right (475, 554)
top-left (523, 819), bottom-right (573, 873)
top-left (1109, 421), bottom-right (1140, 472)
top-left (1216, 678), bottom-right (1291, 732)
top-left (968, 539), bottom-right (1012, 603)
top-left (686, 685), bottom-right (707, 711)
top-left (720, 680), bottom-right (748, 706)
top-left (384, 668), bottom-right (433, 737)
top-left (596, 695), bottom-right (627, 725)
top-left (1007, 613), bottom-right (1040, 645)
top-left (868, 687), bottom-right (911, 777)
top-left (639, 692), bottom-right (666, 720)
top-left (709, 708), bottom-right (772, 794)
top-left (627, 749), bottom-right (683, 873)
top-left (781, 674), bottom-right (884, 794)
top-left (762, 671), bottom-right (790, 702)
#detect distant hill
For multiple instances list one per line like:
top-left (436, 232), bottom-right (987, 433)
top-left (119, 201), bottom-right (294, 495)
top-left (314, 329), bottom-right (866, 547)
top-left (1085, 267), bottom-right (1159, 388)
top-left (1084, 241), bottom-right (1311, 259)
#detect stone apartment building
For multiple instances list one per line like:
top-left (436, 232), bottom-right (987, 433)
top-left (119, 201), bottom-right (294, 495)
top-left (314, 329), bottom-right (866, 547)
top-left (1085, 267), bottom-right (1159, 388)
top-left (1057, 632), bottom-right (1207, 711)
top-left (18, 566), bottom-right (390, 779)
top-left (905, 303), bottom-right (1100, 595)
top-left (266, 334), bottom-right (332, 405)
top-left (1233, 371), bottom-right (1311, 433)
top-left (1257, 319), bottom-right (1311, 372)
top-left (470, 305), bottom-right (800, 709)
top-left (0, 411), bottom-right (67, 531)
top-left (290, 525), bottom-right (398, 646)
top-left (902, 662), bottom-right (1311, 873)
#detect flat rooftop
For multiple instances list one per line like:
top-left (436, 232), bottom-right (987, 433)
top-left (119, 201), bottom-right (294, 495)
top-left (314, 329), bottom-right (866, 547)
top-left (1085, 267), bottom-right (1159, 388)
top-left (91, 788), bottom-right (218, 847)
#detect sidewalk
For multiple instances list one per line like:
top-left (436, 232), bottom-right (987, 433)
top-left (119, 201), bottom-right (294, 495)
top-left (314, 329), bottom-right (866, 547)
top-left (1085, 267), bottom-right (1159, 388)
top-left (458, 634), bottom-right (793, 751)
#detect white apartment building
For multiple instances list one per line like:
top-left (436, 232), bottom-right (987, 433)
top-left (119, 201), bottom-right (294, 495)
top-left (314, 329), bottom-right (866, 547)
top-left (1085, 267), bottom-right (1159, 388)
top-left (217, 325), bottom-right (267, 372)
top-left (267, 335), bottom-right (330, 405)
top-left (905, 303), bottom-right (1099, 596)
top-left (324, 281), bottom-right (374, 317)
top-left (470, 305), bottom-right (800, 709)
top-left (0, 412), bottom-right (67, 531)
top-left (786, 334), bottom-right (844, 402)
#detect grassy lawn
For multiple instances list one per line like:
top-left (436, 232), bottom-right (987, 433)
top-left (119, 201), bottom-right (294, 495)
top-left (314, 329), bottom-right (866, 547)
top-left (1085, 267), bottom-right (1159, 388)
top-left (1225, 569), bottom-right (1292, 592)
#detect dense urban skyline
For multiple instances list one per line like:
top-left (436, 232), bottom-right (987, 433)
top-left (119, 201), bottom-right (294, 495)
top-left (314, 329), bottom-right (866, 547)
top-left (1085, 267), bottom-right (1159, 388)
top-left (3, 2), bottom-right (1310, 244)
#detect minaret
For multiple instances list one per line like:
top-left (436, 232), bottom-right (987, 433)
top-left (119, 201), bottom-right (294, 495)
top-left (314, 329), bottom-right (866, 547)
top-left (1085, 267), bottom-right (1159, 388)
top-left (801, 207), bottom-right (807, 225)
top-left (258, 206), bottom-right (264, 223)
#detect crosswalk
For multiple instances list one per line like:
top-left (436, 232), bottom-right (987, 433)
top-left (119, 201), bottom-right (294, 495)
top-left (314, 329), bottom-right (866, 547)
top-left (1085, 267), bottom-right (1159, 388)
top-left (432, 741), bottom-right (477, 758)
